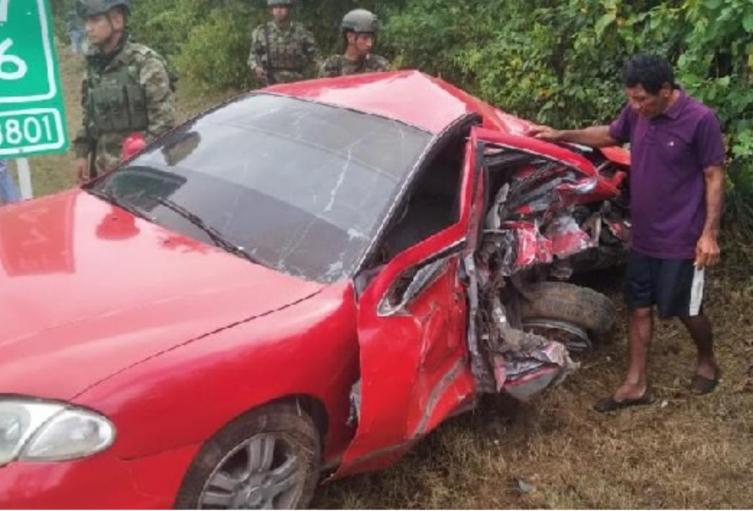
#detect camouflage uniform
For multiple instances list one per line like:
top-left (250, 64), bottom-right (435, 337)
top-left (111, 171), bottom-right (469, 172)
top-left (73, 35), bottom-right (175, 175)
top-left (319, 9), bottom-right (389, 78)
top-left (318, 54), bottom-right (390, 78)
top-left (248, 21), bottom-right (320, 84)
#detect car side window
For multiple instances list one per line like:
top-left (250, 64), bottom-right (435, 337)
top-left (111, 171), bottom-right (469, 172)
top-left (376, 137), bottom-right (464, 262)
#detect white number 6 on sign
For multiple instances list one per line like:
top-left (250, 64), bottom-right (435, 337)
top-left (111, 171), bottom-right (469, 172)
top-left (0, 38), bottom-right (27, 80)
top-left (0, 1), bottom-right (29, 81)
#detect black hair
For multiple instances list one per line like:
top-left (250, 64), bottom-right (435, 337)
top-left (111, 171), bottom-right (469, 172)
top-left (115, 5), bottom-right (129, 19)
top-left (341, 31), bottom-right (352, 50)
top-left (622, 53), bottom-right (675, 95)
top-left (104, 5), bottom-right (128, 23)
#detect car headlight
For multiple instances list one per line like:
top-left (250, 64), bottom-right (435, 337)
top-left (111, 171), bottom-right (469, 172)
top-left (0, 399), bottom-right (115, 467)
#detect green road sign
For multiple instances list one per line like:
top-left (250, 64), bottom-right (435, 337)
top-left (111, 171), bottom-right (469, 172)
top-left (0, 0), bottom-right (68, 158)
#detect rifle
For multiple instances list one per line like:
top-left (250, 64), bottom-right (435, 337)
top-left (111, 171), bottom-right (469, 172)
top-left (88, 141), bottom-right (98, 179)
top-left (262, 25), bottom-right (277, 85)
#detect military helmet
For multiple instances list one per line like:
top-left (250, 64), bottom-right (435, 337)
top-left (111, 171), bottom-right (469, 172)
top-left (267, 0), bottom-right (293, 6)
top-left (75, 0), bottom-right (131, 17)
top-left (341, 9), bottom-right (379, 34)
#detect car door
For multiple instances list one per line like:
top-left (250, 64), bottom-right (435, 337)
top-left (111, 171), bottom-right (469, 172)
top-left (335, 125), bottom-right (615, 477)
top-left (334, 127), bottom-right (490, 478)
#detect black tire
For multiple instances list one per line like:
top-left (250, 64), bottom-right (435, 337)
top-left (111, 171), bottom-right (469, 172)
top-left (175, 402), bottom-right (321, 510)
top-left (519, 282), bottom-right (617, 337)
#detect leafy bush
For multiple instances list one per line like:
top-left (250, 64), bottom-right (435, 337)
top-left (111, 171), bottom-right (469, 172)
top-left (384, 0), bottom-right (753, 236)
top-left (384, 0), bottom-right (681, 126)
top-left (59, 0), bottom-right (753, 234)
top-left (674, 0), bottom-right (753, 236)
top-left (173, 5), bottom-right (255, 91)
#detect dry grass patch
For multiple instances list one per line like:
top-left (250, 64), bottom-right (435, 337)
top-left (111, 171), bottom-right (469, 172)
top-left (316, 267), bottom-right (753, 509)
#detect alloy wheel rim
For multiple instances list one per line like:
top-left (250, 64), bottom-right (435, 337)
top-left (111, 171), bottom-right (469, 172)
top-left (198, 433), bottom-right (304, 509)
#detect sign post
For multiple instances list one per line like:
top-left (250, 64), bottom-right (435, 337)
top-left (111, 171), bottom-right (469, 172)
top-left (0, 0), bottom-right (69, 199)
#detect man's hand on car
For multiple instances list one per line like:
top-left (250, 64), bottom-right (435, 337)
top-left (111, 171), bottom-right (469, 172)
top-left (527, 125), bottom-right (563, 141)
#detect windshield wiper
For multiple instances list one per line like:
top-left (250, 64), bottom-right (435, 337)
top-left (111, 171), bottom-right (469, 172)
top-left (87, 188), bottom-right (153, 221)
top-left (155, 197), bottom-right (259, 264)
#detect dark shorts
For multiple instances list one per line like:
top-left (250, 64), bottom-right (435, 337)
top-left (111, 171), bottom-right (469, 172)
top-left (624, 251), bottom-right (705, 319)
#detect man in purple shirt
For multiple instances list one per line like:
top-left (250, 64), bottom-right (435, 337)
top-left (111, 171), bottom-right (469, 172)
top-left (531, 54), bottom-right (726, 411)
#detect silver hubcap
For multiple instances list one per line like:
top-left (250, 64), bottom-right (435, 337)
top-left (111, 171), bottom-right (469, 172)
top-left (199, 434), bottom-right (303, 509)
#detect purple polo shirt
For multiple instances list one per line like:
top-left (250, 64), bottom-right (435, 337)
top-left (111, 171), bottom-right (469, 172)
top-left (609, 92), bottom-right (726, 259)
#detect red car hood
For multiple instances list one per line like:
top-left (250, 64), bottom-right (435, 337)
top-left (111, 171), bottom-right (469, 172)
top-left (0, 190), bottom-right (325, 400)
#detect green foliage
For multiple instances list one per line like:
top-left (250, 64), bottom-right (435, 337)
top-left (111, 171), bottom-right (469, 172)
top-left (289, 1), bottom-right (406, 57)
top-left (56, 0), bottom-right (753, 233)
top-left (128, 0), bottom-right (405, 62)
top-left (384, 0), bottom-right (684, 126)
top-left (674, 0), bottom-right (753, 236)
top-left (126, 0), bottom-right (404, 90)
top-left (385, 0), bottom-right (753, 235)
top-left (173, 5), bottom-right (254, 91)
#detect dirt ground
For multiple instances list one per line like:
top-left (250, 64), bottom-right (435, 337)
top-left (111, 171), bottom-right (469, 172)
top-left (27, 45), bottom-right (753, 510)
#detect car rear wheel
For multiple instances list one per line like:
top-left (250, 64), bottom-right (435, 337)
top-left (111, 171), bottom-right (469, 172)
top-left (520, 282), bottom-right (617, 352)
top-left (175, 402), bottom-right (321, 510)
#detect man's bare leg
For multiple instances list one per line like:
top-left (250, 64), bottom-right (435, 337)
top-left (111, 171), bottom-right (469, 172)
top-left (614, 307), bottom-right (653, 401)
top-left (679, 314), bottom-right (718, 380)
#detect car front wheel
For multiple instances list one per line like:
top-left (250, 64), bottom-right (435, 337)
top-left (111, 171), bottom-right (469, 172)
top-left (175, 402), bottom-right (321, 509)
top-left (520, 281), bottom-right (617, 352)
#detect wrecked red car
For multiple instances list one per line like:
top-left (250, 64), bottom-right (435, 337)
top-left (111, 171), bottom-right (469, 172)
top-left (0, 71), bottom-right (630, 508)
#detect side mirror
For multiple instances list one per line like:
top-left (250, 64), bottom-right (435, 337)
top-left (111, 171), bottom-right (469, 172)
top-left (377, 257), bottom-right (450, 317)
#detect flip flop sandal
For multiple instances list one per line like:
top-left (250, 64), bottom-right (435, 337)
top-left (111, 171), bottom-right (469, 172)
top-left (593, 390), bottom-right (655, 413)
top-left (690, 368), bottom-right (721, 395)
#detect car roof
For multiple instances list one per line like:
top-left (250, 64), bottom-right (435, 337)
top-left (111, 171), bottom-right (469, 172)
top-left (266, 70), bottom-right (532, 135)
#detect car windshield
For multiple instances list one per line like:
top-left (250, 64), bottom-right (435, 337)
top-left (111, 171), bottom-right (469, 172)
top-left (87, 94), bottom-right (432, 283)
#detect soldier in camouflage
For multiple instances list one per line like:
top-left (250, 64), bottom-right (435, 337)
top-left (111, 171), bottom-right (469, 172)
top-left (73, 0), bottom-right (176, 181)
top-left (319, 9), bottom-right (390, 78)
top-left (248, 0), bottom-right (321, 85)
